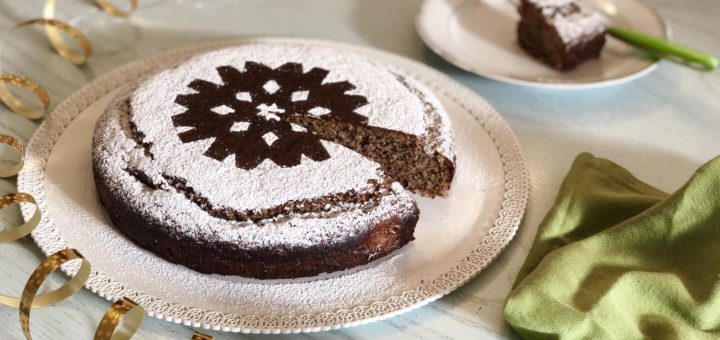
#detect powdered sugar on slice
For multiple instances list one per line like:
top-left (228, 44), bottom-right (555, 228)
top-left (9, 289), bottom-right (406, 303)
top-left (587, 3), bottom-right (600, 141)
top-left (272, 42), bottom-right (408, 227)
top-left (553, 10), bottom-right (606, 44)
top-left (528, 0), bottom-right (607, 45)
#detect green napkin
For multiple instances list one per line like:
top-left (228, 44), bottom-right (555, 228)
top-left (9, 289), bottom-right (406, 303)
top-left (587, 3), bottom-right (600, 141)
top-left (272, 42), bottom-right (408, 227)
top-left (504, 153), bottom-right (720, 340)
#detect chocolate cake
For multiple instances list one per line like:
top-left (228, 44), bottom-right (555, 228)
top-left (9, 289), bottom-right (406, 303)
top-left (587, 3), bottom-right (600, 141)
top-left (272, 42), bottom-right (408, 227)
top-left (517, 0), bottom-right (607, 70)
top-left (92, 43), bottom-right (456, 279)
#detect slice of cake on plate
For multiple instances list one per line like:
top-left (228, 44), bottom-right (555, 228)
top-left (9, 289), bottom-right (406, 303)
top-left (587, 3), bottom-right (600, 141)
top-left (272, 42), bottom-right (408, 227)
top-left (517, 0), bottom-right (607, 70)
top-left (92, 43), bottom-right (455, 279)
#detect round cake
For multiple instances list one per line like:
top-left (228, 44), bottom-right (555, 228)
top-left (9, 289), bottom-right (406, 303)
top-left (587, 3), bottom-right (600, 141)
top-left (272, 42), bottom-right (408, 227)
top-left (92, 43), bottom-right (455, 279)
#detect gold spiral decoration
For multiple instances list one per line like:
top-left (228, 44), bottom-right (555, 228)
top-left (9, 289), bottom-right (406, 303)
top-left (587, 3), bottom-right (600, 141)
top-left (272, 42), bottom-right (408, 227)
top-left (0, 75), bottom-right (50, 120)
top-left (0, 134), bottom-right (25, 177)
top-left (0, 192), bottom-right (40, 244)
top-left (192, 332), bottom-right (214, 340)
top-left (41, 0), bottom-right (93, 65)
top-left (18, 249), bottom-right (92, 339)
top-left (94, 297), bottom-right (145, 340)
top-left (96, 0), bottom-right (139, 18)
top-left (0, 0), bottom-right (137, 118)
top-left (0, 2), bottom-right (212, 339)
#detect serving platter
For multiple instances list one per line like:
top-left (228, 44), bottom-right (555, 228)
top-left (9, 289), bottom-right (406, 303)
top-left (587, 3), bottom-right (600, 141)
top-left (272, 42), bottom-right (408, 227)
top-left (17, 37), bottom-right (529, 333)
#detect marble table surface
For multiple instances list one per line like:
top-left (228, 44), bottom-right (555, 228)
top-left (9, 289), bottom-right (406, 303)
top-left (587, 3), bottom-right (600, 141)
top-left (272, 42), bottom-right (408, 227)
top-left (0, 0), bottom-right (717, 339)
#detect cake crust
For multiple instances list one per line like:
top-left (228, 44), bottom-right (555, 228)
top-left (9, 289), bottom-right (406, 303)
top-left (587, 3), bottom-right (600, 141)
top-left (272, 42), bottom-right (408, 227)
top-left (95, 159), bottom-right (418, 279)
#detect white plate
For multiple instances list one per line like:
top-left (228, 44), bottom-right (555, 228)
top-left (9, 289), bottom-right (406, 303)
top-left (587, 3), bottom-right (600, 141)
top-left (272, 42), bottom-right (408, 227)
top-left (17, 38), bottom-right (529, 333)
top-left (416, 0), bottom-right (668, 89)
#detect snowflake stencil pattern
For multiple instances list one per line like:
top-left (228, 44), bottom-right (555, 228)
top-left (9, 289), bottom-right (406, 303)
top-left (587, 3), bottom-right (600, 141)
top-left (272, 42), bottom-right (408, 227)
top-left (172, 62), bottom-right (369, 169)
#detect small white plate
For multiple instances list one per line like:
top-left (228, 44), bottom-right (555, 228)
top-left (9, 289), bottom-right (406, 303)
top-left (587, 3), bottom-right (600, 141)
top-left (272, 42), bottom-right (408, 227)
top-left (416, 0), bottom-right (668, 89)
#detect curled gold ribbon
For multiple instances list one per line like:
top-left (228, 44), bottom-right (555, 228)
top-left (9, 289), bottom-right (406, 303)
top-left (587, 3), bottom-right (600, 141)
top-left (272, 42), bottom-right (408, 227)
top-left (0, 1), bottom-right (143, 339)
top-left (0, 193), bottom-right (40, 243)
top-left (94, 297), bottom-right (144, 340)
top-left (18, 248), bottom-right (92, 339)
top-left (0, 134), bottom-right (25, 177)
top-left (96, 0), bottom-right (139, 18)
top-left (0, 75), bottom-right (50, 120)
top-left (0, 0), bottom-right (136, 118)
top-left (42, 1), bottom-right (93, 65)
top-left (0, 4), bottom-right (93, 118)
top-left (192, 332), bottom-right (214, 340)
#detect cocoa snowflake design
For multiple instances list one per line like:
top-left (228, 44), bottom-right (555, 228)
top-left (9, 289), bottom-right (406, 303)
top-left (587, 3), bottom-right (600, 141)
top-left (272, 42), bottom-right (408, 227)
top-left (172, 62), bottom-right (368, 169)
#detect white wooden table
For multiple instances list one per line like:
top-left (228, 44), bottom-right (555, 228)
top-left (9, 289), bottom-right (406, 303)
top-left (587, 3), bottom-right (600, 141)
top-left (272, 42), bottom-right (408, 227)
top-left (0, 0), bottom-right (718, 339)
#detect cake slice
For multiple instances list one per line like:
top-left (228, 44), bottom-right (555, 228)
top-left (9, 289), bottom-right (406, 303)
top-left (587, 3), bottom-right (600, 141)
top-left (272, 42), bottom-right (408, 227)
top-left (517, 0), bottom-right (607, 70)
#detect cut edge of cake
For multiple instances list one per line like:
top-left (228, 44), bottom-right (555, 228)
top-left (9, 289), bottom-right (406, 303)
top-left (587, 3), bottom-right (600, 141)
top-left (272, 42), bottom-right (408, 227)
top-left (283, 69), bottom-right (455, 198)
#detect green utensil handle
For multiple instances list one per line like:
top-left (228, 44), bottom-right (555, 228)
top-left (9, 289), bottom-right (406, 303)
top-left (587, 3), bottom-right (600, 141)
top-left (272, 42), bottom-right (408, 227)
top-left (608, 26), bottom-right (718, 70)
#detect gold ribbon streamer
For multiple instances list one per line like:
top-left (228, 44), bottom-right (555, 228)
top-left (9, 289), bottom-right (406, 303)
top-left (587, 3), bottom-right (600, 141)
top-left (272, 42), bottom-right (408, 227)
top-left (0, 75), bottom-right (50, 120)
top-left (94, 297), bottom-right (144, 340)
top-left (192, 332), bottom-right (214, 340)
top-left (96, 0), bottom-right (139, 18)
top-left (0, 1), bottom-right (146, 339)
top-left (18, 248), bottom-right (92, 339)
top-left (42, 1), bottom-right (93, 65)
top-left (0, 134), bottom-right (25, 177)
top-left (0, 193), bottom-right (40, 243)
top-left (0, 6), bottom-right (92, 118)
top-left (0, 0), bottom-right (137, 117)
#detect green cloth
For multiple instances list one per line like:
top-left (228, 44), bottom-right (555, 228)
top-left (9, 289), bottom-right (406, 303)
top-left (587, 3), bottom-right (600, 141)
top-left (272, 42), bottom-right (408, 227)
top-left (504, 153), bottom-right (720, 340)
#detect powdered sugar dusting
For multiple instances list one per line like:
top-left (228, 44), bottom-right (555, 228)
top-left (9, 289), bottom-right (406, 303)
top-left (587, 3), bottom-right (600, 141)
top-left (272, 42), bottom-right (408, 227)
top-left (94, 88), bottom-right (418, 249)
top-left (529, 0), bottom-right (607, 45)
top-left (386, 67), bottom-right (455, 160)
top-left (129, 44), bottom-right (441, 213)
top-left (553, 10), bottom-right (606, 44)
